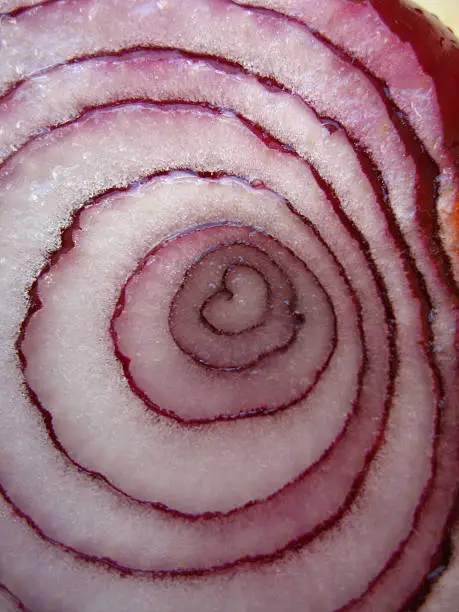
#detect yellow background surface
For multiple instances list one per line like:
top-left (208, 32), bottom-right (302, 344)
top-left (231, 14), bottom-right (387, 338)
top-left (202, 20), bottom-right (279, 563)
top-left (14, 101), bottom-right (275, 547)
top-left (414, 0), bottom-right (459, 34)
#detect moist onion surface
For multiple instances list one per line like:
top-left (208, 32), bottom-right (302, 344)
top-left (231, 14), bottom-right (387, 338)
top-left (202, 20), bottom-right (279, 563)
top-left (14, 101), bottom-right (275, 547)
top-left (0, 1), bottom-right (458, 611)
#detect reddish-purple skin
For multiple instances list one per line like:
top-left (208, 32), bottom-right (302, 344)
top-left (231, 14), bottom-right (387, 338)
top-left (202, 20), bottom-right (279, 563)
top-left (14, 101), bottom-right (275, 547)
top-left (0, 1), bottom-right (457, 611)
top-left (371, 0), bottom-right (459, 169)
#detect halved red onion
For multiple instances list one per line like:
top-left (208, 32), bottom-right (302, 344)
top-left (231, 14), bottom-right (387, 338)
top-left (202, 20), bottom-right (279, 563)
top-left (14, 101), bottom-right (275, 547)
top-left (0, 1), bottom-right (457, 611)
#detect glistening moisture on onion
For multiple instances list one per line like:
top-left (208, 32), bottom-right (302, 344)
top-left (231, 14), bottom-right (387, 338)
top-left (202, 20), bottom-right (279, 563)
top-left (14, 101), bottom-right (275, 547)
top-left (0, 0), bottom-right (458, 611)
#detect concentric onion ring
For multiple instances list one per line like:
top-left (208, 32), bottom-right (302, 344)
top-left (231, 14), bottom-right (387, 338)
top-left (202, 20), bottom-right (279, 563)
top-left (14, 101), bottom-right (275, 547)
top-left (0, 1), bottom-right (457, 611)
top-left (0, 584), bottom-right (27, 612)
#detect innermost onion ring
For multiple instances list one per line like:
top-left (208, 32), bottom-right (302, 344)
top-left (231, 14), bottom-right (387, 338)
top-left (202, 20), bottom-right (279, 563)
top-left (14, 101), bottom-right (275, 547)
top-left (170, 241), bottom-right (299, 370)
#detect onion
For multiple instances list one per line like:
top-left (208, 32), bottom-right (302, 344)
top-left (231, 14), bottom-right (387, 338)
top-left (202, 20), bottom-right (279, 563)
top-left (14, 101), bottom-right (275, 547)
top-left (0, 1), bottom-right (457, 611)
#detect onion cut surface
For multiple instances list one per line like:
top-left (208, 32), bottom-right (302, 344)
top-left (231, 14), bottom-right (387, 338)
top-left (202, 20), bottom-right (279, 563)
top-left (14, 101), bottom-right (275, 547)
top-left (0, 1), bottom-right (457, 611)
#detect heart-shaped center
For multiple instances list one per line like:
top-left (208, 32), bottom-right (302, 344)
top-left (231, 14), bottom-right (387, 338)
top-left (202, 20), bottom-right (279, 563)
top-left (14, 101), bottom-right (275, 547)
top-left (201, 264), bottom-right (269, 334)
